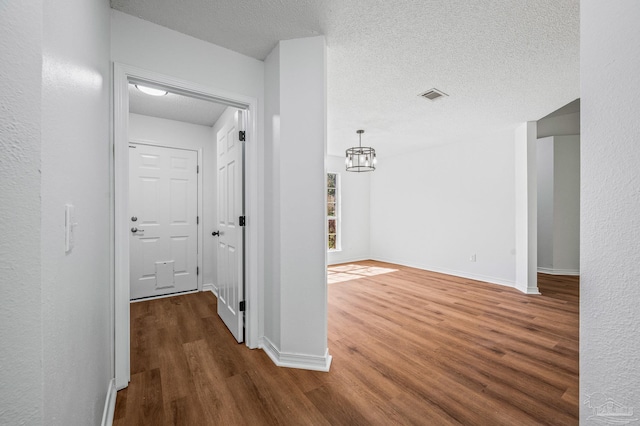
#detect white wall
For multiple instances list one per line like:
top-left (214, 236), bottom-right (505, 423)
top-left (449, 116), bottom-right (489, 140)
top-left (581, 1), bottom-right (640, 421)
top-left (552, 136), bottom-right (580, 273)
top-left (40, 0), bottom-right (112, 424)
top-left (537, 111), bottom-right (580, 138)
top-left (514, 122), bottom-right (539, 294)
top-left (537, 137), bottom-right (554, 271)
top-left (537, 135), bottom-right (580, 275)
top-left (0, 1), bottom-right (43, 424)
top-left (264, 44), bottom-right (281, 347)
top-left (370, 134), bottom-right (516, 287)
top-left (111, 10), bottom-right (264, 103)
top-left (327, 155), bottom-right (371, 265)
top-left (129, 113), bottom-right (218, 288)
top-left (263, 36), bottom-right (330, 369)
top-left (278, 35), bottom-right (328, 360)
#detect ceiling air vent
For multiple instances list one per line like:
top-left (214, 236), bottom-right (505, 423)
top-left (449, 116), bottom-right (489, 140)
top-left (419, 88), bottom-right (448, 101)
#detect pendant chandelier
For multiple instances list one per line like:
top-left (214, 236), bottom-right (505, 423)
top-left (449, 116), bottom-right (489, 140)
top-left (346, 130), bottom-right (376, 172)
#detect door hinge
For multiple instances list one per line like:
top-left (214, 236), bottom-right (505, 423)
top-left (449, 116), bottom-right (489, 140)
top-left (196, 266), bottom-right (199, 276)
top-left (197, 165), bottom-right (199, 173)
top-left (239, 131), bottom-right (246, 142)
top-left (239, 301), bottom-right (246, 312)
top-left (197, 216), bottom-right (199, 225)
top-left (239, 216), bottom-right (246, 226)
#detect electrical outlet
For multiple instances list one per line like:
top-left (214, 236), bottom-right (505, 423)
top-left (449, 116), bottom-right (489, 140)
top-left (470, 254), bottom-right (476, 262)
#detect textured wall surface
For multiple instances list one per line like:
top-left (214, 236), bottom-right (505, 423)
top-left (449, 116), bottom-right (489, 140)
top-left (41, 0), bottom-right (112, 423)
top-left (0, 1), bottom-right (44, 424)
top-left (581, 1), bottom-right (640, 423)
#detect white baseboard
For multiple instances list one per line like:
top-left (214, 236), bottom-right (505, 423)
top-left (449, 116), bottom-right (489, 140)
top-left (202, 282), bottom-right (217, 296)
top-left (328, 256), bottom-right (370, 266)
top-left (538, 267), bottom-right (580, 276)
top-left (516, 285), bottom-right (541, 295)
top-left (101, 378), bottom-right (117, 426)
top-left (370, 256), bottom-right (516, 289)
top-left (260, 337), bottom-right (332, 372)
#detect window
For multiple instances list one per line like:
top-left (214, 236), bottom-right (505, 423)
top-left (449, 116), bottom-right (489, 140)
top-left (327, 172), bottom-right (340, 251)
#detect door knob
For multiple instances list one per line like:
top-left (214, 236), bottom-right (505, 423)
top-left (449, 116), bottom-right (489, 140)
top-left (212, 231), bottom-right (220, 237)
top-left (131, 227), bottom-right (138, 233)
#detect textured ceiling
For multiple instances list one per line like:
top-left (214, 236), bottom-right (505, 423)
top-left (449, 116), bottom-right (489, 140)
top-left (128, 84), bottom-right (227, 127)
top-left (112, 0), bottom-right (580, 157)
top-left (111, 0), bottom-right (325, 60)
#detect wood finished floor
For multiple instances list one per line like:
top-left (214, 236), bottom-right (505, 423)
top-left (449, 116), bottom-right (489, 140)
top-left (114, 261), bottom-right (578, 425)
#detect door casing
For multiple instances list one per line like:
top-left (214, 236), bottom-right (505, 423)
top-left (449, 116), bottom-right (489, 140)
top-left (112, 63), bottom-right (260, 390)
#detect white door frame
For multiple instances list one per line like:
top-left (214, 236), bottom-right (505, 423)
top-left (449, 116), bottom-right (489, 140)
top-left (112, 63), bottom-right (259, 390)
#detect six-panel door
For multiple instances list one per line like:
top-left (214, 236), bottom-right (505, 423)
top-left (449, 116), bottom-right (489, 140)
top-left (129, 144), bottom-right (198, 300)
top-left (216, 110), bottom-right (244, 342)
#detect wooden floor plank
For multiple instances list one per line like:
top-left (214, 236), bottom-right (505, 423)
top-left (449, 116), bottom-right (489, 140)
top-left (114, 261), bottom-right (578, 425)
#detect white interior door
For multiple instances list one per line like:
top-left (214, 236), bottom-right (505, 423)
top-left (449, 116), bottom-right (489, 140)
top-left (129, 143), bottom-right (198, 300)
top-left (216, 110), bottom-right (245, 342)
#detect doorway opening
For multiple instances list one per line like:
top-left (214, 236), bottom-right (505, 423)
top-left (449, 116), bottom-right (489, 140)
top-left (112, 64), bottom-right (259, 390)
top-left (535, 99), bottom-right (581, 281)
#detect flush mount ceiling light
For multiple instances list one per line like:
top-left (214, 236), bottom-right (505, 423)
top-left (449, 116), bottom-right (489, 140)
top-left (346, 130), bottom-right (376, 172)
top-left (135, 84), bottom-right (168, 97)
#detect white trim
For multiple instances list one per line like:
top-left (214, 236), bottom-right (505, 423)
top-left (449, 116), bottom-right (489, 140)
top-left (100, 378), bottom-right (117, 426)
top-left (260, 337), bottom-right (332, 372)
top-left (113, 64), bottom-right (130, 390)
top-left (538, 267), bottom-right (580, 276)
top-left (202, 282), bottom-right (217, 296)
top-left (197, 146), bottom-right (203, 292)
top-left (370, 256), bottom-right (516, 288)
top-left (328, 256), bottom-right (371, 266)
top-left (514, 122), bottom-right (539, 295)
top-left (113, 63), bottom-right (260, 391)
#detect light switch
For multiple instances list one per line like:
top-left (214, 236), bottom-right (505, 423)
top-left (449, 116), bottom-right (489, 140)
top-left (65, 204), bottom-right (75, 253)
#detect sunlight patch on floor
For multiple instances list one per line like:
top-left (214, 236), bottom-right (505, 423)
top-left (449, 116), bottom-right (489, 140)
top-left (327, 264), bottom-right (398, 284)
